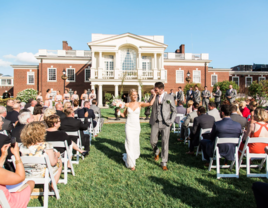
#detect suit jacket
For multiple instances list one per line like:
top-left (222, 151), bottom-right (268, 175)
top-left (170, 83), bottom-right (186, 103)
top-left (207, 108), bottom-right (222, 122)
top-left (201, 90), bottom-right (211, 102)
top-left (183, 110), bottom-right (198, 127)
top-left (149, 93), bottom-right (176, 128)
top-left (175, 106), bottom-right (186, 124)
top-left (24, 103), bottom-right (31, 109)
top-left (214, 90), bottom-right (222, 103)
top-left (225, 89), bottom-right (237, 104)
top-left (2, 117), bottom-right (14, 136)
top-left (11, 123), bottom-right (26, 143)
top-left (207, 118), bottom-right (242, 161)
top-left (169, 93), bottom-right (176, 101)
top-left (6, 106), bottom-right (13, 113)
top-left (77, 108), bottom-right (96, 127)
top-left (90, 105), bottom-right (101, 118)
top-left (193, 90), bottom-right (201, 103)
top-left (0, 133), bottom-right (12, 159)
top-left (190, 114), bottom-right (215, 145)
top-left (176, 91), bottom-right (184, 102)
top-left (56, 110), bottom-right (66, 120)
top-left (230, 113), bottom-right (247, 128)
top-left (186, 90), bottom-right (193, 101)
top-left (6, 111), bottom-right (19, 124)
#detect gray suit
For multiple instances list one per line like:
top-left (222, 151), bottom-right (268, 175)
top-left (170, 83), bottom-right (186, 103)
top-left (214, 90), bottom-right (222, 109)
top-left (193, 90), bottom-right (201, 104)
top-left (225, 89), bottom-right (237, 104)
top-left (186, 90), bottom-right (193, 103)
top-left (150, 93), bottom-right (176, 166)
top-left (180, 110), bottom-right (198, 139)
top-left (169, 93), bottom-right (176, 101)
top-left (176, 91), bottom-right (184, 103)
top-left (201, 90), bottom-right (211, 111)
top-left (90, 105), bottom-right (104, 127)
top-left (207, 108), bottom-right (222, 122)
top-left (230, 113), bottom-right (247, 129)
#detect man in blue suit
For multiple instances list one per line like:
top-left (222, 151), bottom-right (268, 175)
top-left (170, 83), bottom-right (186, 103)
top-left (200, 105), bottom-right (241, 163)
top-left (77, 101), bottom-right (97, 128)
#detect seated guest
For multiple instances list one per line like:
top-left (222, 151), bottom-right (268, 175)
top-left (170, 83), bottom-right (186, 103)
top-left (249, 100), bottom-right (258, 119)
top-left (55, 103), bottom-right (66, 119)
top-left (73, 99), bottom-right (80, 112)
top-left (0, 106), bottom-right (13, 135)
top-left (90, 99), bottom-right (104, 127)
top-left (24, 98), bottom-right (33, 109)
top-left (200, 105), bottom-right (241, 163)
top-left (0, 143), bottom-right (35, 208)
top-left (6, 99), bottom-right (14, 112)
top-left (240, 101), bottom-right (251, 119)
top-left (186, 100), bottom-right (193, 115)
top-left (6, 103), bottom-right (20, 125)
top-left (63, 102), bottom-right (72, 111)
top-left (245, 99), bottom-right (250, 110)
top-left (207, 102), bottom-right (221, 122)
top-left (45, 115), bottom-right (87, 156)
top-left (77, 101), bottom-right (96, 128)
top-left (232, 100), bottom-right (242, 116)
top-left (230, 105), bottom-right (247, 129)
top-left (27, 100), bottom-right (37, 115)
top-left (239, 108), bottom-right (268, 155)
top-left (43, 108), bottom-right (56, 120)
top-left (20, 122), bottom-right (62, 191)
top-left (178, 102), bottom-right (199, 142)
top-left (60, 108), bottom-right (90, 152)
top-left (186, 106), bottom-right (215, 154)
top-left (11, 112), bottom-right (34, 143)
top-left (175, 101), bottom-right (186, 124)
top-left (33, 104), bottom-right (44, 121)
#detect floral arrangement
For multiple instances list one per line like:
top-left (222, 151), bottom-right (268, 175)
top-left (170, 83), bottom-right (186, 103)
top-left (143, 93), bottom-right (151, 102)
top-left (16, 88), bottom-right (38, 103)
top-left (110, 97), bottom-right (125, 109)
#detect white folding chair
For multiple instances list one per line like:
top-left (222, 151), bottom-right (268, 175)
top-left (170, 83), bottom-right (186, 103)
top-left (208, 136), bottom-right (242, 179)
top-left (185, 123), bottom-right (193, 146)
top-left (239, 137), bottom-right (268, 178)
top-left (48, 141), bottom-right (75, 184)
top-left (173, 114), bottom-right (185, 134)
top-left (11, 154), bottom-right (60, 208)
top-left (78, 117), bottom-right (94, 140)
top-left (0, 190), bottom-right (11, 208)
top-left (65, 131), bottom-right (84, 164)
top-left (196, 128), bottom-right (212, 161)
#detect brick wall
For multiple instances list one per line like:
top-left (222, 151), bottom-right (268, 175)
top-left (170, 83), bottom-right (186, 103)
top-left (14, 69), bottom-right (38, 96)
top-left (207, 71), bottom-right (230, 91)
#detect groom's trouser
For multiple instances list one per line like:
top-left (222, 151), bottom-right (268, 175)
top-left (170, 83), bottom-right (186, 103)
top-left (150, 121), bottom-right (170, 167)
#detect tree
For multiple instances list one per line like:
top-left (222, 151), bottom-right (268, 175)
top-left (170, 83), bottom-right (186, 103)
top-left (213, 80), bottom-right (239, 101)
top-left (16, 88), bottom-right (38, 103)
top-left (248, 80), bottom-right (268, 106)
top-left (183, 83), bottom-right (204, 96)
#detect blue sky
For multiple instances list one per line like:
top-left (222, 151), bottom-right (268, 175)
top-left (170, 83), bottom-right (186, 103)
top-left (0, 0), bottom-right (267, 75)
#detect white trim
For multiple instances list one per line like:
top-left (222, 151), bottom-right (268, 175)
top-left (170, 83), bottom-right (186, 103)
top-left (164, 62), bottom-right (207, 66)
top-left (84, 67), bottom-right (91, 82)
top-left (0, 78), bottom-right (13, 86)
top-left (211, 74), bottom-right (218, 86)
top-left (245, 76), bottom-right (253, 87)
top-left (47, 68), bottom-right (57, 82)
top-left (232, 76), bottom-right (239, 86)
top-left (193, 69), bottom-right (201, 83)
top-left (66, 68), bottom-right (76, 82)
top-left (258, 76), bottom-right (266, 82)
top-left (175, 69), bottom-right (184, 83)
top-left (27, 71), bottom-right (35, 85)
top-left (165, 70), bottom-right (167, 83)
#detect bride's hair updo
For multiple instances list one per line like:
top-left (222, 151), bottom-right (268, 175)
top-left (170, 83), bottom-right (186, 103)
top-left (129, 89), bottom-right (137, 97)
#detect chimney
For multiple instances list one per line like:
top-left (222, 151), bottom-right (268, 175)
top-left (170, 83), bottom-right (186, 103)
top-left (175, 49), bottom-right (180, 53)
top-left (62, 41), bottom-right (72, 50)
top-left (180, 44), bottom-right (185, 53)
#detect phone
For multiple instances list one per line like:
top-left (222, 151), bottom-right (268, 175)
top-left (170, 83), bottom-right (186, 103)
top-left (11, 137), bottom-right (16, 148)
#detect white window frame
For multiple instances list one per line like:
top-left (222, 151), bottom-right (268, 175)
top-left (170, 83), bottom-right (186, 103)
top-left (258, 76), bottom-right (266, 82)
top-left (193, 69), bottom-right (201, 83)
top-left (0, 79), bottom-right (13, 86)
top-left (84, 67), bottom-right (90, 82)
top-left (211, 74), bottom-right (218, 86)
top-left (104, 55), bottom-right (114, 71)
top-left (232, 76), bottom-right (239, 86)
top-left (165, 70), bottom-right (167, 83)
top-left (27, 72), bottom-right (35, 85)
top-left (47, 68), bottom-right (57, 82)
top-left (142, 56), bottom-right (152, 71)
top-left (66, 68), bottom-right (75, 82)
top-left (245, 76), bottom-right (252, 87)
top-left (176, 69), bottom-right (184, 83)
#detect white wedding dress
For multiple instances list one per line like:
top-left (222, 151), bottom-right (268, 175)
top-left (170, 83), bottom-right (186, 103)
top-left (123, 107), bottom-right (141, 168)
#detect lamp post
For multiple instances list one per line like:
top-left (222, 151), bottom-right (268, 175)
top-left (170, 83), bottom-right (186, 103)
top-left (61, 69), bottom-right (67, 93)
top-left (186, 70), bottom-right (191, 83)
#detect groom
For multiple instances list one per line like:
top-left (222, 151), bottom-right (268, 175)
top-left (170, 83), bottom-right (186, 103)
top-left (150, 82), bottom-right (176, 171)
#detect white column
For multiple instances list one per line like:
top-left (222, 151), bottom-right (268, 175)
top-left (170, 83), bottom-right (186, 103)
top-left (91, 84), bottom-right (95, 91)
top-left (114, 52), bottom-right (119, 79)
top-left (98, 84), bottom-right (103, 107)
top-left (154, 53), bottom-right (157, 69)
top-left (138, 85), bottom-right (142, 102)
top-left (138, 52), bottom-right (142, 69)
top-left (114, 84), bottom-right (119, 97)
top-left (90, 51), bottom-right (96, 79)
top-left (161, 53), bottom-right (164, 70)
top-left (98, 52), bottom-right (103, 79)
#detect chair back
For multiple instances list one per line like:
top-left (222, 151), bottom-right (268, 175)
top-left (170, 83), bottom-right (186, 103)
top-left (246, 137), bottom-right (268, 145)
top-left (47, 141), bottom-right (67, 148)
top-left (65, 131), bottom-right (79, 136)
top-left (213, 137), bottom-right (241, 153)
top-left (0, 190), bottom-right (11, 208)
top-left (200, 128), bottom-right (212, 136)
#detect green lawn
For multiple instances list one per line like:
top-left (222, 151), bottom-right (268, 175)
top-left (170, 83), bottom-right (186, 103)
top-left (101, 108), bottom-right (147, 118)
top-left (28, 123), bottom-right (268, 208)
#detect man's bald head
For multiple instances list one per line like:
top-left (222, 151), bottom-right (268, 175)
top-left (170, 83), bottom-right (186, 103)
top-left (55, 103), bottom-right (63, 111)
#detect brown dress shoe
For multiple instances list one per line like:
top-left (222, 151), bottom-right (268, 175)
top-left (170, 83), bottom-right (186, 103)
top-left (154, 154), bottom-right (159, 161)
top-left (162, 166), bottom-right (168, 171)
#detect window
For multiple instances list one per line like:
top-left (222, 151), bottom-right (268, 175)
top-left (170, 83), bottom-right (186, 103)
top-left (0, 79), bottom-right (12, 86)
top-left (67, 68), bottom-right (75, 82)
top-left (211, 74), bottom-right (218, 86)
top-left (259, 76), bottom-right (266, 82)
top-left (121, 48), bottom-right (137, 70)
top-left (48, 68), bottom-right (56, 81)
top-left (104, 55), bottom-right (114, 71)
top-left (27, 72), bottom-right (34, 85)
top-left (176, 70), bottom-right (184, 83)
top-left (193, 70), bottom-right (201, 83)
top-left (245, 77), bottom-right (252, 87)
top-left (142, 56), bottom-right (151, 71)
top-left (232, 76), bottom-right (239, 86)
top-left (85, 68), bottom-right (90, 82)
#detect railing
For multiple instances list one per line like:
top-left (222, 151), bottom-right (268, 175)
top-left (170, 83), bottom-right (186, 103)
top-left (192, 54), bottom-right (201, 60)
top-left (94, 70), bottom-right (98, 78)
top-left (157, 71), bottom-right (161, 78)
top-left (118, 70), bottom-right (137, 79)
top-left (39, 50), bottom-right (92, 57)
top-left (102, 70), bottom-right (114, 79)
top-left (66, 50), bottom-right (76, 56)
top-left (142, 70), bottom-right (153, 79)
top-left (164, 52), bottom-right (208, 60)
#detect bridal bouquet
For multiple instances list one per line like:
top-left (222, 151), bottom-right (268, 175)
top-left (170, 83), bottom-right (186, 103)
top-left (110, 97), bottom-right (125, 109)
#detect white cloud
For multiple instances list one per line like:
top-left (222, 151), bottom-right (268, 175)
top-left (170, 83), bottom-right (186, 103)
top-left (3, 52), bottom-right (39, 64)
top-left (0, 59), bottom-right (12, 67)
top-left (3, 54), bottom-right (15, 59)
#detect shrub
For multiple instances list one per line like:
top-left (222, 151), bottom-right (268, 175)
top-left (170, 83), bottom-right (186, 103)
top-left (213, 80), bottom-right (239, 101)
top-left (183, 83), bottom-right (204, 96)
top-left (248, 80), bottom-right (268, 106)
top-left (0, 98), bottom-right (16, 106)
top-left (16, 89), bottom-right (38, 103)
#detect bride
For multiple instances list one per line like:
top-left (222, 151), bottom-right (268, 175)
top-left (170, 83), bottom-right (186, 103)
top-left (121, 89), bottom-right (156, 171)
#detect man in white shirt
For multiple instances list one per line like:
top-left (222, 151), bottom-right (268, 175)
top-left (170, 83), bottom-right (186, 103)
top-left (27, 100), bottom-right (37, 114)
top-left (207, 102), bottom-right (221, 122)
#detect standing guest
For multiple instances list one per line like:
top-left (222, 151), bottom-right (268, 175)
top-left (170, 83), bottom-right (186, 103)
top-left (45, 89), bottom-right (52, 108)
top-left (186, 100), bottom-right (194, 115)
top-left (6, 99), bottom-right (14, 112)
top-left (89, 89), bottom-right (96, 105)
top-left (0, 106), bottom-right (14, 135)
top-left (230, 105), bottom-right (247, 129)
top-left (71, 91), bottom-right (79, 102)
top-left (169, 89), bottom-right (176, 101)
top-left (207, 102), bottom-right (221, 122)
top-left (6, 103), bottom-right (20, 124)
top-left (33, 104), bottom-right (44, 121)
top-left (175, 101), bottom-right (186, 124)
top-left (36, 91), bottom-right (43, 102)
top-left (0, 143), bottom-right (35, 208)
top-left (193, 85), bottom-right (201, 104)
top-left (73, 100), bottom-right (80, 112)
top-left (11, 112), bottom-right (34, 143)
top-left (81, 89), bottom-right (88, 108)
top-left (24, 99), bottom-right (33, 109)
top-left (213, 85), bottom-right (222, 109)
top-left (55, 103), bottom-right (66, 119)
top-left (239, 101), bottom-right (251, 119)
top-left (63, 89), bottom-right (70, 104)
top-left (176, 87), bottom-right (184, 104)
top-left (200, 105), bottom-right (241, 163)
top-left (186, 87), bottom-right (193, 104)
top-left (77, 101), bottom-right (96, 128)
top-left (54, 91), bottom-right (63, 105)
top-left (27, 100), bottom-right (37, 114)
top-left (201, 86), bottom-right (211, 111)
top-left (20, 122), bottom-right (62, 191)
top-left (178, 102), bottom-right (199, 142)
top-left (90, 99), bottom-right (104, 128)
top-left (186, 106), bottom-right (215, 155)
top-left (225, 84), bottom-right (237, 104)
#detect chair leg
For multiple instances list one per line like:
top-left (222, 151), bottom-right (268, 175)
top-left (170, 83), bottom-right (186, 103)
top-left (196, 145), bottom-right (200, 156)
top-left (259, 158), bottom-right (266, 171)
top-left (246, 148), bottom-right (250, 176)
top-left (216, 149), bottom-right (220, 179)
top-left (44, 171), bottom-right (49, 208)
top-left (208, 158), bottom-right (213, 171)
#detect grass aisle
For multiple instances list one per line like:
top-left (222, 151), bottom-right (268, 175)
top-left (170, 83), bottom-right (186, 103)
top-left (29, 123), bottom-right (268, 207)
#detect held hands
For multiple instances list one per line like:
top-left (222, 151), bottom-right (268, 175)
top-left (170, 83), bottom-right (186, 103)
top-left (10, 143), bottom-right (20, 159)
